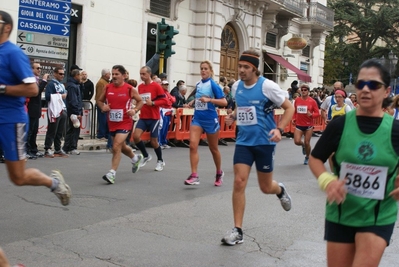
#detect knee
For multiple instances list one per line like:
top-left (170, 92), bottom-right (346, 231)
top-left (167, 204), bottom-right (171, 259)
top-left (233, 177), bottom-right (246, 191)
top-left (10, 175), bottom-right (26, 186)
top-left (294, 140), bottom-right (302, 146)
top-left (259, 182), bottom-right (274, 194)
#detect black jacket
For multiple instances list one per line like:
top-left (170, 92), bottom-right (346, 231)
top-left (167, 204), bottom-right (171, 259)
top-left (27, 79), bottom-right (47, 118)
top-left (66, 77), bottom-right (83, 116)
top-left (82, 79), bottom-right (94, 100)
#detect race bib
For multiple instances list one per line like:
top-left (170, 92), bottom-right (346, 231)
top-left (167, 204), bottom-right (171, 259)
top-left (109, 109), bottom-right (123, 122)
top-left (340, 162), bottom-right (388, 200)
top-left (195, 99), bottom-right (208, 110)
top-left (140, 93), bottom-right (151, 103)
top-left (297, 105), bottom-right (308, 114)
top-left (236, 106), bottom-right (257, 126)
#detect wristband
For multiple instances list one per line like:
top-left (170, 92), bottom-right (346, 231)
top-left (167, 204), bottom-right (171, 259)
top-left (0, 85), bottom-right (6, 95)
top-left (317, 172), bottom-right (337, 191)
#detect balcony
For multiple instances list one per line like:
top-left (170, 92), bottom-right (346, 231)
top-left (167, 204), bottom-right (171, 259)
top-left (308, 2), bottom-right (334, 30)
top-left (270, 0), bottom-right (304, 18)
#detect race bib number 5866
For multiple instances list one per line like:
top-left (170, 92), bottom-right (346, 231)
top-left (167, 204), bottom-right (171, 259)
top-left (340, 162), bottom-right (388, 200)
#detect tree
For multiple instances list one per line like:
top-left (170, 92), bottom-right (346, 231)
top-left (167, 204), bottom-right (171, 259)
top-left (325, 0), bottom-right (399, 85)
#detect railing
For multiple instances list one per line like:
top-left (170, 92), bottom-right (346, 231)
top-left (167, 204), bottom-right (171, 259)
top-left (276, 0), bottom-right (304, 16)
top-left (308, 2), bottom-right (334, 30)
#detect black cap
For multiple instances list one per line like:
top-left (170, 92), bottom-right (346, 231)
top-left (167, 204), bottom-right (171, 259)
top-left (0, 10), bottom-right (14, 30)
top-left (159, 73), bottom-right (167, 79)
top-left (70, 64), bottom-right (82, 71)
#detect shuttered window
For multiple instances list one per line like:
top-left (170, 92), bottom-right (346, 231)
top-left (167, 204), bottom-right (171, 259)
top-left (302, 46), bottom-right (310, 57)
top-left (266, 33), bottom-right (277, 48)
top-left (150, 0), bottom-right (171, 17)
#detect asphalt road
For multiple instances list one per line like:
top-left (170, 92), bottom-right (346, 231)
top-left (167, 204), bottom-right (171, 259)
top-left (0, 137), bottom-right (399, 266)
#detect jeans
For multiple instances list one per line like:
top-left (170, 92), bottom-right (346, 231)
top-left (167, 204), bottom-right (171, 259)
top-left (96, 106), bottom-right (109, 139)
top-left (44, 110), bottom-right (67, 151)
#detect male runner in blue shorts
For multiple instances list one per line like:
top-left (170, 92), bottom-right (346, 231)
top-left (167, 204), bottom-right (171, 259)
top-left (0, 10), bottom-right (71, 206)
top-left (221, 49), bottom-right (294, 245)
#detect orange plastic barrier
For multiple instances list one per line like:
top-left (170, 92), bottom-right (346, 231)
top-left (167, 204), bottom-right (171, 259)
top-left (274, 109), bottom-right (326, 134)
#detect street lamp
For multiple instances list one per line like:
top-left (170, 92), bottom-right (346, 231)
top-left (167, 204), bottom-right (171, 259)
top-left (380, 51), bottom-right (398, 94)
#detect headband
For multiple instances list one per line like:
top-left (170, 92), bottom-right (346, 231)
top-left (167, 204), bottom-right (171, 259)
top-left (335, 90), bottom-right (346, 97)
top-left (239, 54), bottom-right (259, 69)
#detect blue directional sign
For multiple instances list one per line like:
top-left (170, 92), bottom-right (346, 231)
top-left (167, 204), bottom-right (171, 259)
top-left (18, 0), bottom-right (71, 36)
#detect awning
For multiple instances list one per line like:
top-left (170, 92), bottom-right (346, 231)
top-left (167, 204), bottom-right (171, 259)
top-left (267, 53), bottom-right (312, 83)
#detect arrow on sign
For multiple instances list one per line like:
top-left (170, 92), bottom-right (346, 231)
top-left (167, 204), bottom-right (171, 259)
top-left (18, 32), bottom-right (26, 42)
top-left (19, 44), bottom-right (26, 51)
top-left (62, 26), bottom-right (69, 36)
top-left (63, 3), bottom-right (70, 13)
top-left (62, 15), bottom-right (70, 24)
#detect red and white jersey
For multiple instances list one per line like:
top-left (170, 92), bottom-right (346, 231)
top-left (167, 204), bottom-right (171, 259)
top-left (105, 83), bottom-right (133, 131)
top-left (293, 97), bottom-right (320, 126)
top-left (138, 81), bottom-right (168, 119)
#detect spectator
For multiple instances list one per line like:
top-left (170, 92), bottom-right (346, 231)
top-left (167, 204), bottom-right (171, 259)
top-left (27, 62), bottom-right (48, 159)
top-left (170, 80), bottom-right (185, 98)
top-left (172, 84), bottom-right (189, 108)
top-left (95, 69), bottom-right (111, 140)
top-left (159, 73), bottom-right (167, 81)
top-left (81, 70), bottom-right (94, 101)
top-left (159, 80), bottom-right (175, 149)
top-left (62, 69), bottom-right (83, 155)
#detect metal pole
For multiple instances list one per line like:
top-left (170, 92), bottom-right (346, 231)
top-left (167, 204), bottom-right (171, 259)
top-left (159, 52), bottom-right (164, 74)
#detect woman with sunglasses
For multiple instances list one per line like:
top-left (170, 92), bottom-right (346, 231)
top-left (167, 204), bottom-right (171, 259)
top-left (309, 58), bottom-right (399, 267)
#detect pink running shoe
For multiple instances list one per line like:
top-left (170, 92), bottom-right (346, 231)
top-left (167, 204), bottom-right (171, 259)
top-left (214, 171), bottom-right (224, 186)
top-left (184, 174), bottom-right (200, 185)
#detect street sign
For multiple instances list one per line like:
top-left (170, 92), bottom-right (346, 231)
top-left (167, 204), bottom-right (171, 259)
top-left (17, 30), bottom-right (69, 48)
top-left (18, 43), bottom-right (68, 60)
top-left (18, 0), bottom-right (71, 36)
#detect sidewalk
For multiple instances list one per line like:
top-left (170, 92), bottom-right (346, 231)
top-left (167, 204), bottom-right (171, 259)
top-left (37, 137), bottom-right (108, 151)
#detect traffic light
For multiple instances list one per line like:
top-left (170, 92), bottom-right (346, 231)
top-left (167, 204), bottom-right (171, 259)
top-left (156, 19), bottom-right (168, 54)
top-left (164, 26), bottom-right (179, 59)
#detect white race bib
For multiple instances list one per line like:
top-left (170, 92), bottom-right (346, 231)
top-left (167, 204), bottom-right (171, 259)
top-left (140, 93), bottom-right (151, 103)
top-left (195, 99), bottom-right (208, 110)
top-left (340, 162), bottom-right (388, 200)
top-left (297, 105), bottom-right (308, 114)
top-left (109, 109), bottom-right (123, 122)
top-left (236, 106), bottom-right (258, 126)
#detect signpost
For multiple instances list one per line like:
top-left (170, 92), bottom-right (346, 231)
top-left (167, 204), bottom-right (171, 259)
top-left (18, 0), bottom-right (72, 74)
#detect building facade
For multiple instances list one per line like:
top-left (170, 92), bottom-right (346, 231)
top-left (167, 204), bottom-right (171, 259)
top-left (5, 0), bottom-right (333, 93)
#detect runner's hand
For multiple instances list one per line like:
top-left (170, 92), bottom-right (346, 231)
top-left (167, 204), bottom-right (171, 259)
top-left (325, 179), bottom-right (347, 204)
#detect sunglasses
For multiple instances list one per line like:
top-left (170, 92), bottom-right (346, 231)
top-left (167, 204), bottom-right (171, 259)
top-left (355, 80), bottom-right (386, 90)
top-left (301, 88), bottom-right (309, 91)
top-left (57, 73), bottom-right (65, 75)
top-left (35, 67), bottom-right (42, 70)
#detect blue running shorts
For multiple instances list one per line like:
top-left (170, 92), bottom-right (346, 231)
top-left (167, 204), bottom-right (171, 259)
top-left (136, 119), bottom-right (160, 138)
top-left (191, 117), bottom-right (220, 134)
top-left (233, 145), bottom-right (275, 173)
top-left (0, 123), bottom-right (27, 161)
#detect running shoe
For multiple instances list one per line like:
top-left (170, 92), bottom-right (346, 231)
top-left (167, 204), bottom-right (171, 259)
top-left (302, 144), bottom-right (306, 155)
top-left (214, 171), bottom-right (224, 186)
top-left (51, 170), bottom-right (71, 206)
top-left (103, 171), bottom-right (115, 184)
top-left (278, 183), bottom-right (292, 211)
top-left (36, 151), bottom-right (44, 157)
top-left (140, 154), bottom-right (152, 167)
top-left (68, 149), bottom-right (80, 155)
top-left (221, 227), bottom-right (243, 245)
top-left (44, 149), bottom-right (54, 158)
top-left (27, 152), bottom-right (37, 160)
top-left (161, 144), bottom-right (171, 149)
top-left (155, 160), bottom-right (165, 171)
top-left (54, 149), bottom-right (69, 158)
top-left (132, 154), bottom-right (144, 173)
top-left (303, 157), bottom-right (309, 165)
top-left (184, 174), bottom-right (200, 185)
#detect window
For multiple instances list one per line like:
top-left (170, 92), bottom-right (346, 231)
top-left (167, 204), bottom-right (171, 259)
top-left (150, 0), bottom-right (171, 17)
top-left (300, 62), bottom-right (309, 74)
top-left (266, 33), bottom-right (277, 48)
top-left (302, 46), bottom-right (310, 57)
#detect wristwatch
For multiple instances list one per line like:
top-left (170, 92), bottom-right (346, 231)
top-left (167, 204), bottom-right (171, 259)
top-left (0, 85), bottom-right (6, 95)
top-left (277, 127), bottom-right (284, 135)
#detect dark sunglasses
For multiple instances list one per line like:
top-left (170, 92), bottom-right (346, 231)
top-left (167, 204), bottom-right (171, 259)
top-left (301, 88), bottom-right (309, 91)
top-left (35, 67), bottom-right (42, 70)
top-left (57, 73), bottom-right (65, 75)
top-left (355, 80), bottom-right (386, 90)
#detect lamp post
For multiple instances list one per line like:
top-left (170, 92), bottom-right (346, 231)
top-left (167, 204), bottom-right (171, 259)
top-left (380, 51), bottom-right (398, 95)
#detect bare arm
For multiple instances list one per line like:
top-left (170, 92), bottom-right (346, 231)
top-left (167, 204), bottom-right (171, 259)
top-left (3, 83), bottom-right (38, 97)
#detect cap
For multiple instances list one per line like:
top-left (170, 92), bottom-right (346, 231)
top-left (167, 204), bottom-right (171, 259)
top-left (159, 73), bottom-right (167, 79)
top-left (161, 80), bottom-right (169, 85)
top-left (70, 64), bottom-right (82, 71)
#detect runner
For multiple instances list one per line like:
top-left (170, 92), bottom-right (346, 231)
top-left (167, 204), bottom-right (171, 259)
top-left (309, 58), bottom-right (399, 267)
top-left (221, 50), bottom-right (294, 245)
top-left (0, 10), bottom-right (71, 205)
top-left (96, 65), bottom-right (144, 184)
top-left (292, 83), bottom-right (320, 165)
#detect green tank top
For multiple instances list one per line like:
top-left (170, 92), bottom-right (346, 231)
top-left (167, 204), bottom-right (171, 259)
top-left (327, 110), bottom-right (399, 226)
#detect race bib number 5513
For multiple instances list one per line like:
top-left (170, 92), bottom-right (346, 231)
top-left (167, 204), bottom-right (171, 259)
top-left (340, 162), bottom-right (388, 200)
top-left (236, 106), bottom-right (257, 126)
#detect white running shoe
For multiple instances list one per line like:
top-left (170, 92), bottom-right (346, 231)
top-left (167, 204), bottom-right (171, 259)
top-left (103, 171), bottom-right (115, 184)
top-left (155, 160), bottom-right (165, 171)
top-left (51, 170), bottom-right (71, 206)
top-left (132, 154), bottom-right (144, 173)
top-left (278, 183), bottom-right (292, 211)
top-left (221, 227), bottom-right (243, 245)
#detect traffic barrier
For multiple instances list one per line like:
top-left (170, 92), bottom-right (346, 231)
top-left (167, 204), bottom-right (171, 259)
top-left (135, 108), bottom-right (325, 143)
